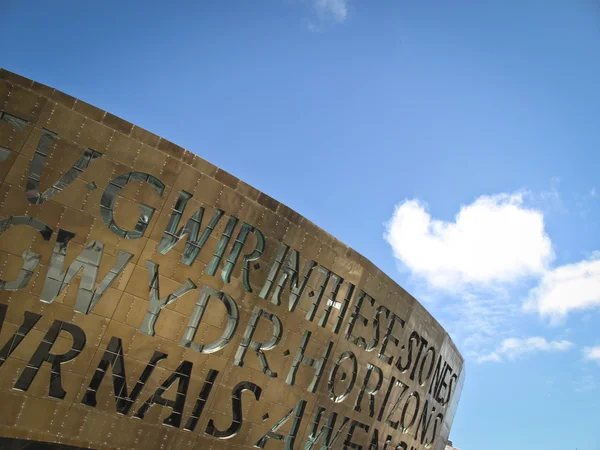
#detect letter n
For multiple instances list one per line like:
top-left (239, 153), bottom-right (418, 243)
top-left (81, 336), bottom-right (167, 415)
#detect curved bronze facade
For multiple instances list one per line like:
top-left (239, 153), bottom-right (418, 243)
top-left (0, 69), bottom-right (464, 450)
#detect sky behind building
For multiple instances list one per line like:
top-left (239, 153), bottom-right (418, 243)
top-left (2, 1), bottom-right (600, 449)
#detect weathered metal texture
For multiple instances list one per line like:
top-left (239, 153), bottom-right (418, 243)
top-left (0, 69), bottom-right (464, 450)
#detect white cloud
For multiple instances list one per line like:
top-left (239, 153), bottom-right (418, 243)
top-left (583, 345), bottom-right (600, 364)
top-left (314, 0), bottom-right (348, 22)
top-left (383, 188), bottom-right (600, 364)
top-left (478, 337), bottom-right (574, 363)
top-left (524, 256), bottom-right (600, 323)
top-left (384, 193), bottom-right (554, 292)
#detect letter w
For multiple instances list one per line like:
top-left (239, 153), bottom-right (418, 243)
top-left (305, 407), bottom-right (350, 449)
top-left (157, 190), bottom-right (224, 266)
top-left (40, 229), bottom-right (133, 314)
top-left (0, 304), bottom-right (41, 368)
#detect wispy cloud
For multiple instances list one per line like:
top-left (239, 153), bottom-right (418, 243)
top-left (314, 0), bottom-right (348, 22)
top-left (583, 345), bottom-right (600, 364)
top-left (524, 255), bottom-right (600, 323)
top-left (477, 337), bottom-right (574, 363)
top-left (576, 186), bottom-right (598, 218)
top-left (444, 293), bottom-right (521, 363)
top-left (383, 192), bottom-right (553, 292)
top-left (524, 177), bottom-right (567, 215)
top-left (573, 373), bottom-right (598, 393)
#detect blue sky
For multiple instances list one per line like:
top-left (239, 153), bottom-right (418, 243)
top-left (2, 1), bottom-right (600, 449)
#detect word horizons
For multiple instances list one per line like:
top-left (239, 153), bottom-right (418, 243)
top-left (0, 112), bottom-right (462, 449)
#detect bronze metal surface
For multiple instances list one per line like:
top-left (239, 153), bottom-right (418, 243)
top-left (0, 69), bottom-right (464, 450)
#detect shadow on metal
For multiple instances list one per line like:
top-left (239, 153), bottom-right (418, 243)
top-left (0, 438), bottom-right (88, 450)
